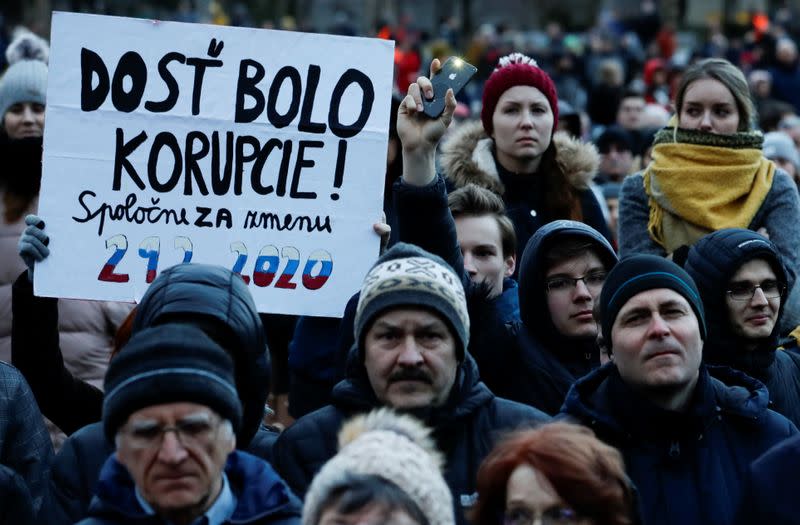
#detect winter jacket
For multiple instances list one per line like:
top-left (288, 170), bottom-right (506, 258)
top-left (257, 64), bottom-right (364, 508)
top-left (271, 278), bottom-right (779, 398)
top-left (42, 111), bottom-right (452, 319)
top-left (41, 421), bottom-right (279, 525)
top-left (439, 122), bottom-right (612, 263)
top-left (736, 432), bottom-right (800, 524)
top-left (76, 451), bottom-right (301, 525)
top-left (684, 228), bottom-right (800, 427)
top-left (272, 352), bottom-right (550, 525)
top-left (487, 220), bottom-right (617, 415)
top-left (0, 361), bottom-right (53, 517)
top-left (561, 363), bottom-right (798, 525)
top-left (0, 463), bottom-right (36, 525)
top-left (618, 169), bottom-right (800, 332)
top-left (12, 264), bottom-right (270, 447)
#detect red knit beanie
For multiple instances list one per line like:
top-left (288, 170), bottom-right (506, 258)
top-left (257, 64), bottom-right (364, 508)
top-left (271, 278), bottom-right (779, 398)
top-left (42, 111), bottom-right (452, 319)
top-left (481, 53), bottom-right (559, 136)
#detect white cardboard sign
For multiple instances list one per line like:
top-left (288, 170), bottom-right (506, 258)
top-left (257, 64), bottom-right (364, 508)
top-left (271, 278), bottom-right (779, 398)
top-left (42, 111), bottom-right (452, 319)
top-left (36, 12), bottom-right (394, 317)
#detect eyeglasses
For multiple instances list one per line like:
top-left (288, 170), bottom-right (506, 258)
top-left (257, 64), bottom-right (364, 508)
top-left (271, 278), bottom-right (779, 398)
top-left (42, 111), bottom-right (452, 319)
top-left (726, 280), bottom-right (786, 302)
top-left (121, 414), bottom-right (221, 450)
top-left (503, 506), bottom-right (582, 525)
top-left (544, 271), bottom-right (607, 294)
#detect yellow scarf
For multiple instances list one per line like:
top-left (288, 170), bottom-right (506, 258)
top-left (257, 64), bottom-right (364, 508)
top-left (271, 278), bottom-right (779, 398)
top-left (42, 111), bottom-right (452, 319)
top-left (643, 128), bottom-right (775, 253)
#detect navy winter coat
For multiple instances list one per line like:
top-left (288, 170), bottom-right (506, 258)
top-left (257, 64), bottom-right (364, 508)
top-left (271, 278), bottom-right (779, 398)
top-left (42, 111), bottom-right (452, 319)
top-left (684, 228), bottom-right (800, 427)
top-left (0, 362), bottom-right (53, 518)
top-left (272, 352), bottom-right (550, 525)
top-left (561, 363), bottom-right (798, 525)
top-left (76, 451), bottom-right (301, 525)
top-left (40, 421), bottom-right (277, 525)
top-left (736, 432), bottom-right (800, 524)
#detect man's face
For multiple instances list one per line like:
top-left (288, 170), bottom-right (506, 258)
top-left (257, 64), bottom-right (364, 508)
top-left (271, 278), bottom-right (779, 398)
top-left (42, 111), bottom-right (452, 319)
top-left (599, 145), bottom-right (634, 178)
top-left (726, 259), bottom-right (782, 341)
top-left (455, 215), bottom-right (515, 298)
top-left (116, 402), bottom-right (235, 520)
top-left (611, 289), bottom-right (702, 393)
top-left (545, 251), bottom-right (606, 339)
top-left (364, 308), bottom-right (458, 410)
top-left (616, 97), bottom-right (645, 129)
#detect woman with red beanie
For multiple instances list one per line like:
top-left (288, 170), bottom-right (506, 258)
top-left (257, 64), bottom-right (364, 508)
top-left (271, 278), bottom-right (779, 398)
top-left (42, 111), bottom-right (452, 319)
top-left (400, 53), bottom-right (611, 263)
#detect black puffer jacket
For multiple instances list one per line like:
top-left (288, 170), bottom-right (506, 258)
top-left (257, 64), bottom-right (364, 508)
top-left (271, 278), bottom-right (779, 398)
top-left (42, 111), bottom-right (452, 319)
top-left (272, 351), bottom-right (549, 525)
top-left (485, 220), bottom-right (617, 415)
top-left (40, 263), bottom-right (277, 524)
top-left (561, 363), bottom-right (797, 525)
top-left (684, 228), bottom-right (800, 427)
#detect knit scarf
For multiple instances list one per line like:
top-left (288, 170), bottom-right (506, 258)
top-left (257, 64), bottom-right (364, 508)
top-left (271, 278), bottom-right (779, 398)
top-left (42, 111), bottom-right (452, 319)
top-left (643, 127), bottom-right (775, 253)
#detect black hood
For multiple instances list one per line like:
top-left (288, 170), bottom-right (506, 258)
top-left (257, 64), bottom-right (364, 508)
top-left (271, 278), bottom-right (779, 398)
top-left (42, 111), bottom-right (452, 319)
top-left (684, 229), bottom-right (790, 375)
top-left (517, 220), bottom-right (618, 346)
top-left (132, 263), bottom-right (270, 448)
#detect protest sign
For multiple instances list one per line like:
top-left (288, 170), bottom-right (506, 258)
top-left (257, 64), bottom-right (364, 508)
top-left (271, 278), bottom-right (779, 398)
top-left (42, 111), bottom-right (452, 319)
top-left (36, 12), bottom-right (394, 317)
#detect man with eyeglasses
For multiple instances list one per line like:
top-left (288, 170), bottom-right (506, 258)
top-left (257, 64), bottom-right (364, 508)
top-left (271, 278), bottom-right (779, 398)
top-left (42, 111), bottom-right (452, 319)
top-left (78, 324), bottom-right (301, 525)
top-left (560, 254), bottom-right (797, 525)
top-left (684, 228), bottom-right (800, 427)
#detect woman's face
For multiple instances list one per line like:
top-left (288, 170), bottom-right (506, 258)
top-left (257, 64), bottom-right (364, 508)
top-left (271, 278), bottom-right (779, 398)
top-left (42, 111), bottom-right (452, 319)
top-left (504, 464), bottom-right (594, 525)
top-left (678, 78), bottom-right (740, 135)
top-left (492, 85), bottom-right (553, 170)
top-left (4, 102), bottom-right (45, 139)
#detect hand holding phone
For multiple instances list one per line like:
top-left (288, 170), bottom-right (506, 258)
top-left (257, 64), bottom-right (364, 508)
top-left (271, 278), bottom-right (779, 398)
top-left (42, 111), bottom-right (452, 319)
top-left (422, 57), bottom-right (477, 118)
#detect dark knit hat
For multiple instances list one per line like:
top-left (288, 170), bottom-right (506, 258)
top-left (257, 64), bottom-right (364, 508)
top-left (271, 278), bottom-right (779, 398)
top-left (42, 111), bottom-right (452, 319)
top-left (103, 324), bottom-right (242, 442)
top-left (600, 255), bottom-right (706, 349)
top-left (481, 53), bottom-right (559, 136)
top-left (355, 243), bottom-right (469, 359)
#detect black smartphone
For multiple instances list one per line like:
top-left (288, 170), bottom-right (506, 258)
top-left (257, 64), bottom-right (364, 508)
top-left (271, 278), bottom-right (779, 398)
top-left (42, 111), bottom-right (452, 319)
top-left (422, 57), bottom-right (478, 118)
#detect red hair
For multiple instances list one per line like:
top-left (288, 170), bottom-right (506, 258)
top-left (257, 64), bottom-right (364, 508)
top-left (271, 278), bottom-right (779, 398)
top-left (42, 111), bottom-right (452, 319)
top-left (471, 423), bottom-right (634, 525)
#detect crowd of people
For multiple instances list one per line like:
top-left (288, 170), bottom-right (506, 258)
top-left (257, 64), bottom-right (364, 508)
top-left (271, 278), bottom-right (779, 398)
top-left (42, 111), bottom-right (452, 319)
top-left (3, 3), bottom-right (800, 524)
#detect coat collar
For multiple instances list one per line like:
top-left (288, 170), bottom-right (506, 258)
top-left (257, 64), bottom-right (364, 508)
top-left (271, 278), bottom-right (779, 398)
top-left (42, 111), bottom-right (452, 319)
top-left (439, 121), bottom-right (599, 194)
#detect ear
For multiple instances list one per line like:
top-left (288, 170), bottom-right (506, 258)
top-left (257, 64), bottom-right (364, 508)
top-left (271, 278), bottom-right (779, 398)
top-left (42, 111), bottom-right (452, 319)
top-left (504, 254), bottom-right (516, 277)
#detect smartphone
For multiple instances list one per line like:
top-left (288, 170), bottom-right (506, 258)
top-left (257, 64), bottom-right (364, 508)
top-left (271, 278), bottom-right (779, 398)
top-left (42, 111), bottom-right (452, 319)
top-left (422, 57), bottom-right (478, 118)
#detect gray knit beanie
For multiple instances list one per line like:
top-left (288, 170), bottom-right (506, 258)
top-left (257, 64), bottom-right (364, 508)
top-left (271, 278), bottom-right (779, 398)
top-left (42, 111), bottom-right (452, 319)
top-left (0, 32), bottom-right (49, 120)
top-left (355, 242), bottom-right (469, 359)
top-left (303, 409), bottom-right (454, 525)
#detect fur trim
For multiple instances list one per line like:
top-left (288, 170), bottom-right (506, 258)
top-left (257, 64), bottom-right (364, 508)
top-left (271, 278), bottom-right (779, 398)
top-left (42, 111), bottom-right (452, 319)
top-left (440, 121), bottom-right (599, 193)
top-left (440, 121), bottom-right (504, 194)
top-left (553, 131), bottom-right (599, 190)
top-left (337, 408), bottom-right (444, 471)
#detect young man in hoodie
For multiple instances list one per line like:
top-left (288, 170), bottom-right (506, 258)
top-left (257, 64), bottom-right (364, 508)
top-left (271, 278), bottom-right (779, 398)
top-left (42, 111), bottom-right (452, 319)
top-left (684, 228), bottom-right (800, 427)
top-left (560, 254), bottom-right (797, 525)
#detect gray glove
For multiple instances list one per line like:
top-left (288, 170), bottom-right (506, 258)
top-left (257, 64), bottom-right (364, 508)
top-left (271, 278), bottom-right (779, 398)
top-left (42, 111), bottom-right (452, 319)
top-left (17, 214), bottom-right (49, 282)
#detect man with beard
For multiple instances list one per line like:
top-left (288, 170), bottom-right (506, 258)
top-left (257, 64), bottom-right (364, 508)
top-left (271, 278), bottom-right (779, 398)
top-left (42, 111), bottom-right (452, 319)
top-left (272, 243), bottom-right (549, 525)
top-left (560, 254), bottom-right (797, 525)
top-left (684, 228), bottom-right (800, 427)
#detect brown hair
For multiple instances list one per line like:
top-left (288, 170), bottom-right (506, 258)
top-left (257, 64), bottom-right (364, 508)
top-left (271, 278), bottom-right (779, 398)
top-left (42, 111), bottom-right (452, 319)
top-left (674, 58), bottom-right (754, 132)
top-left (448, 183), bottom-right (517, 258)
top-left (471, 423), bottom-right (634, 525)
top-left (539, 141), bottom-right (584, 224)
top-left (110, 306), bottom-right (137, 360)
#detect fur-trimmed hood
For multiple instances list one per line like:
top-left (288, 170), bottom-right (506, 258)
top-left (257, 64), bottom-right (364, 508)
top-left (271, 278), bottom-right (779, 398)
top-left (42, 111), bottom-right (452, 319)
top-left (439, 120), bottom-right (599, 194)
